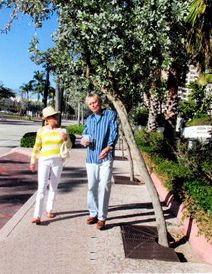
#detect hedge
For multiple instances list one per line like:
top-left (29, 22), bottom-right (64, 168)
top-left (186, 114), bottom-right (212, 126)
top-left (66, 124), bottom-right (84, 135)
top-left (135, 129), bottom-right (212, 240)
top-left (20, 132), bottom-right (36, 148)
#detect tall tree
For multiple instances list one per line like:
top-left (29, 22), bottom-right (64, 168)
top-left (53, 0), bottom-right (181, 246)
top-left (1, 0), bottom-right (190, 247)
top-left (19, 80), bottom-right (34, 100)
top-left (163, 3), bottom-right (189, 150)
top-left (0, 83), bottom-right (15, 99)
top-left (186, 0), bottom-right (212, 72)
top-left (32, 70), bottom-right (46, 101)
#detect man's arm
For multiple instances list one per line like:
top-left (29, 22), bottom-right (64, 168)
top-left (107, 111), bottom-right (118, 148)
top-left (99, 111), bottom-right (118, 160)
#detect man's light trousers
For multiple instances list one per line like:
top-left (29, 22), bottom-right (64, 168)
top-left (33, 158), bottom-right (63, 218)
top-left (86, 160), bottom-right (113, 221)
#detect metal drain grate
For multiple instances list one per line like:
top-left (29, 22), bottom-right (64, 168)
top-left (121, 225), bottom-right (179, 262)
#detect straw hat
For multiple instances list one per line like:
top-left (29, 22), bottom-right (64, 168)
top-left (42, 106), bottom-right (60, 119)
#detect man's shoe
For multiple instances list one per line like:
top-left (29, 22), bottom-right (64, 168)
top-left (32, 218), bottom-right (41, 225)
top-left (86, 216), bottom-right (98, 225)
top-left (96, 220), bottom-right (106, 230)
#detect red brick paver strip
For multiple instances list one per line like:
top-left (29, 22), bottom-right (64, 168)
top-left (0, 152), bottom-right (37, 229)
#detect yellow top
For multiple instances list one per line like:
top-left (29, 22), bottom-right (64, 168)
top-left (30, 126), bottom-right (72, 164)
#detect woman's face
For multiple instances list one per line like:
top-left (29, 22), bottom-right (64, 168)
top-left (46, 114), bottom-right (58, 128)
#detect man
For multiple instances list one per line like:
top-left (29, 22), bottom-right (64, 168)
top-left (81, 94), bottom-right (118, 230)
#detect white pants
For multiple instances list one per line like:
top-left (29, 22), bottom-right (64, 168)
top-left (86, 160), bottom-right (113, 221)
top-left (33, 158), bottom-right (63, 218)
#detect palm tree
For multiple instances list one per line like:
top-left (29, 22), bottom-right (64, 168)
top-left (19, 80), bottom-right (34, 100)
top-left (186, 0), bottom-right (212, 72)
top-left (0, 83), bottom-right (15, 99)
top-left (32, 70), bottom-right (46, 101)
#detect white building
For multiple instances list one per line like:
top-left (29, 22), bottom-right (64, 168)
top-left (178, 65), bottom-right (199, 100)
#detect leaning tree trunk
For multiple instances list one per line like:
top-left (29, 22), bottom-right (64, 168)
top-left (119, 127), bottom-right (135, 182)
top-left (106, 91), bottom-right (168, 247)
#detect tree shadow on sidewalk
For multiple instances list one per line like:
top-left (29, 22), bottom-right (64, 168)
top-left (58, 166), bottom-right (87, 193)
top-left (39, 209), bottom-right (88, 226)
top-left (0, 193), bottom-right (32, 204)
top-left (105, 202), bottom-right (190, 261)
top-left (105, 202), bottom-right (178, 230)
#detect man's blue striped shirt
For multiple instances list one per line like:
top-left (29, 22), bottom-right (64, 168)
top-left (82, 109), bottom-right (118, 164)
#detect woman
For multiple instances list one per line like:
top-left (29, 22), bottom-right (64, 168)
top-left (30, 106), bottom-right (71, 224)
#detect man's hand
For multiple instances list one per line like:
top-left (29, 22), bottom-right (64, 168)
top-left (30, 163), bottom-right (36, 172)
top-left (81, 138), bottom-right (90, 147)
top-left (99, 146), bottom-right (111, 160)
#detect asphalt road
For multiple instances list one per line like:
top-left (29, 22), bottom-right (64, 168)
top-left (0, 119), bottom-right (40, 156)
top-left (0, 118), bottom-right (74, 156)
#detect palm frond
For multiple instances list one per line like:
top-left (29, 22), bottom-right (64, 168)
top-left (186, 0), bottom-right (206, 27)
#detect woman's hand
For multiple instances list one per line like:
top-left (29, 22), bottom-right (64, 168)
top-left (61, 132), bottom-right (68, 142)
top-left (30, 163), bottom-right (36, 172)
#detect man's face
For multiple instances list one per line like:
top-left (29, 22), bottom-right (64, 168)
top-left (87, 97), bottom-right (101, 114)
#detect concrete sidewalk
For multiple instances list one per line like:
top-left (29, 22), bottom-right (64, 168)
top-left (0, 145), bottom-right (212, 273)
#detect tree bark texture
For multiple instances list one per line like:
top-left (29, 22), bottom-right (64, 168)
top-left (55, 79), bottom-right (63, 127)
top-left (43, 67), bottom-right (50, 108)
top-left (81, 106), bottom-right (84, 124)
top-left (146, 91), bottom-right (160, 132)
top-left (120, 127), bottom-right (135, 182)
top-left (77, 102), bottom-right (81, 125)
top-left (164, 68), bottom-right (179, 149)
top-left (105, 91), bottom-right (169, 247)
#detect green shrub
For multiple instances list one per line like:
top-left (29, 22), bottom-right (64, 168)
top-left (186, 114), bottom-right (212, 126)
top-left (20, 132), bottom-right (36, 148)
top-left (184, 180), bottom-right (212, 215)
top-left (183, 194), bottom-right (212, 241)
top-left (154, 159), bottom-right (193, 201)
top-left (134, 129), bottom-right (164, 154)
top-left (66, 124), bottom-right (84, 135)
top-left (134, 128), bottom-right (212, 239)
top-left (130, 106), bottom-right (148, 126)
top-left (178, 141), bottom-right (212, 182)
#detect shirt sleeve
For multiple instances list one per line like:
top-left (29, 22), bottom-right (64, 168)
top-left (82, 118), bottom-right (89, 136)
top-left (107, 111), bottom-right (118, 147)
top-left (30, 128), bottom-right (42, 164)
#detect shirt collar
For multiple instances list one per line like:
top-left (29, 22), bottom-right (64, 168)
top-left (91, 108), bottom-right (106, 118)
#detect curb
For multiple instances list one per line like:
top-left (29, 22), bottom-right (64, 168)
top-left (0, 192), bottom-right (36, 241)
top-left (10, 147), bottom-right (32, 157)
top-left (0, 147), bottom-right (32, 158)
top-left (151, 172), bottom-right (212, 265)
top-left (0, 147), bottom-right (35, 241)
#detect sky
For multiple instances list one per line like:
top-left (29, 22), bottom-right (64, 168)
top-left (0, 8), bottom-right (58, 93)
